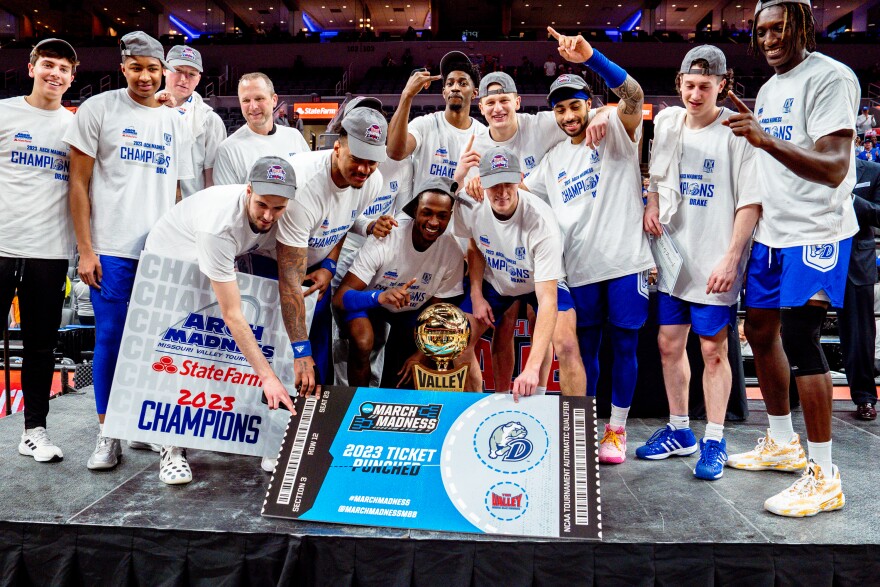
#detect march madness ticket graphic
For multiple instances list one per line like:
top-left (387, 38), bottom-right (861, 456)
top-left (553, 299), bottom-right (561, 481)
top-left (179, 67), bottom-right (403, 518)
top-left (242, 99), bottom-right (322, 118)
top-left (262, 387), bottom-right (601, 540)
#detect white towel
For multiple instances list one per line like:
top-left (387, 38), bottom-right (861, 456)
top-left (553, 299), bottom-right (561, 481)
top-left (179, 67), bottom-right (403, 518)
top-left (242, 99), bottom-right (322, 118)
top-left (648, 106), bottom-right (687, 224)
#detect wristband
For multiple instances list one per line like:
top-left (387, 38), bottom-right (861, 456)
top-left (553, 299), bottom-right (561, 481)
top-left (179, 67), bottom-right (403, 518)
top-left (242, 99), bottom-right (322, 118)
top-left (291, 340), bottom-right (312, 358)
top-left (584, 49), bottom-right (627, 89)
top-left (343, 289), bottom-right (382, 312)
top-left (319, 258), bottom-right (337, 276)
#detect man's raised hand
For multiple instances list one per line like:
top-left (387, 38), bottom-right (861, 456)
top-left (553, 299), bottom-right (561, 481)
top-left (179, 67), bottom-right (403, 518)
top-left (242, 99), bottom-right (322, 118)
top-left (547, 26), bottom-right (594, 63)
top-left (722, 91), bottom-right (767, 149)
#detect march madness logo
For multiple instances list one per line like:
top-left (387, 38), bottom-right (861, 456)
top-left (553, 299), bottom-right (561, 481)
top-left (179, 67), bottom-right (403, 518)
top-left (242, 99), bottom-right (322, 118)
top-left (155, 299), bottom-right (275, 365)
top-left (266, 164), bottom-right (286, 181)
top-left (13, 132), bottom-right (32, 143)
top-left (122, 127), bottom-right (137, 138)
top-left (349, 402), bottom-right (442, 433)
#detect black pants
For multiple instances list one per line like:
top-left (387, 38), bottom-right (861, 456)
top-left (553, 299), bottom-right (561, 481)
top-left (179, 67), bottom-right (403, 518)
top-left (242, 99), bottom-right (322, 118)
top-left (0, 257), bottom-right (68, 429)
top-left (368, 309), bottom-right (419, 389)
top-left (837, 280), bottom-right (878, 405)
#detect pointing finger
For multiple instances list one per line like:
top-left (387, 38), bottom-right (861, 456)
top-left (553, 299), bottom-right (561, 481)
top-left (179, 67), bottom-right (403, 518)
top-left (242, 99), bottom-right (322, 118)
top-left (728, 91), bottom-right (750, 113)
top-left (547, 26), bottom-right (561, 40)
top-left (402, 278), bottom-right (418, 291)
top-left (465, 133), bottom-right (475, 152)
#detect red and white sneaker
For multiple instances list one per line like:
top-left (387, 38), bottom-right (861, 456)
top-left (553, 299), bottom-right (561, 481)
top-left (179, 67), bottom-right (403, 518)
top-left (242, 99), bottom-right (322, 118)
top-left (598, 424), bottom-right (627, 464)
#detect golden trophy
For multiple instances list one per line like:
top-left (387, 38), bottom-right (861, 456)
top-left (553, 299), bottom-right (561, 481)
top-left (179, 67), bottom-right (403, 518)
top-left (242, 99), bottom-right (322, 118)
top-left (412, 303), bottom-right (471, 392)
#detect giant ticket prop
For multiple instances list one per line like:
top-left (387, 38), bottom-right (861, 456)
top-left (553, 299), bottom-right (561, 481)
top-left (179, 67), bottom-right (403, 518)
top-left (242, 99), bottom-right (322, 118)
top-left (262, 387), bottom-right (601, 540)
top-left (103, 253), bottom-right (315, 457)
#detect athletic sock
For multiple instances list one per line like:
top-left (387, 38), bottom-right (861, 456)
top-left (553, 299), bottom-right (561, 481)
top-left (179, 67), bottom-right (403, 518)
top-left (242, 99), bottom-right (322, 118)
top-left (704, 421), bottom-right (724, 443)
top-left (669, 415), bottom-right (689, 430)
top-left (534, 386), bottom-right (547, 396)
top-left (807, 440), bottom-right (832, 475)
top-left (767, 413), bottom-right (795, 444)
top-left (609, 404), bottom-right (629, 429)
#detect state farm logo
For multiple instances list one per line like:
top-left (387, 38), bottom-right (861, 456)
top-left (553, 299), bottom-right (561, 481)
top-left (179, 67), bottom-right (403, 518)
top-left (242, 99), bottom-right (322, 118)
top-left (150, 356), bottom-right (263, 387)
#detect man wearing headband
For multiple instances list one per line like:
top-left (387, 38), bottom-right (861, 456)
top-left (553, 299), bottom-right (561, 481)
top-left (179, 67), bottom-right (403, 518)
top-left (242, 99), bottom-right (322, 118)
top-left (143, 156), bottom-right (298, 484)
top-left (1, 38), bottom-right (78, 464)
top-left (276, 103), bottom-right (390, 394)
top-left (333, 177), bottom-right (464, 388)
top-left (523, 60), bottom-right (653, 465)
top-left (637, 46), bottom-right (761, 480)
top-left (65, 31), bottom-right (194, 472)
top-left (724, 0), bottom-right (859, 517)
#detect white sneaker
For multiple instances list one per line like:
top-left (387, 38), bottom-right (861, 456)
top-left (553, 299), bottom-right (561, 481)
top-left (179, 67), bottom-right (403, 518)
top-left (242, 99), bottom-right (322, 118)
top-left (726, 430), bottom-right (807, 472)
top-left (159, 446), bottom-right (192, 485)
top-left (261, 457), bottom-right (277, 473)
top-left (764, 460), bottom-right (845, 517)
top-left (87, 433), bottom-right (122, 470)
top-left (19, 427), bottom-right (63, 462)
top-left (128, 440), bottom-right (161, 452)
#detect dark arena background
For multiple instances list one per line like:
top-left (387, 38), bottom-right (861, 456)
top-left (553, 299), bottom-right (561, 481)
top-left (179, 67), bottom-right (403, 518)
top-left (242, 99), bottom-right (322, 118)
top-left (2, 0), bottom-right (880, 585)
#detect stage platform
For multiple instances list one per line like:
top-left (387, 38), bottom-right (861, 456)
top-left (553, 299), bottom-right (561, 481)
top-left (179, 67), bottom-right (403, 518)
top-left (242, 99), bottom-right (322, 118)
top-left (1, 389), bottom-right (878, 586)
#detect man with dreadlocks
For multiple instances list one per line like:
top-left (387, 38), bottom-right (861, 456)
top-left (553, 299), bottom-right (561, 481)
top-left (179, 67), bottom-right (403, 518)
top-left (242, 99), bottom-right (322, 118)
top-left (723, 0), bottom-right (860, 517)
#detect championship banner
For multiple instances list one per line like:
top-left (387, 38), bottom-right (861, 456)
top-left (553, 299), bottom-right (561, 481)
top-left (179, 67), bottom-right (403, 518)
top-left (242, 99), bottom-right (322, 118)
top-left (263, 387), bottom-right (601, 540)
top-left (102, 253), bottom-right (315, 457)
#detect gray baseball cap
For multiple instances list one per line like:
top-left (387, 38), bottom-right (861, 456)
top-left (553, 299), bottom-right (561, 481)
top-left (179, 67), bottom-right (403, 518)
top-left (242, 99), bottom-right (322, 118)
top-left (479, 146), bottom-right (522, 189)
top-left (248, 156), bottom-right (296, 199)
top-left (402, 176), bottom-right (459, 218)
top-left (32, 38), bottom-right (78, 63)
top-left (341, 107), bottom-right (388, 163)
top-left (680, 45), bottom-right (727, 76)
top-left (343, 95), bottom-right (383, 116)
top-left (547, 73), bottom-right (592, 104)
top-left (120, 31), bottom-right (174, 71)
top-left (479, 72), bottom-right (517, 99)
top-left (755, 0), bottom-right (810, 16)
top-left (166, 45), bottom-right (203, 72)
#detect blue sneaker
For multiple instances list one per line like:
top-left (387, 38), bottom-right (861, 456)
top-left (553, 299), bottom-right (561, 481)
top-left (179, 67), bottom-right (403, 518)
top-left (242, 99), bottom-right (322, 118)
top-left (694, 438), bottom-right (728, 480)
top-left (635, 424), bottom-right (698, 460)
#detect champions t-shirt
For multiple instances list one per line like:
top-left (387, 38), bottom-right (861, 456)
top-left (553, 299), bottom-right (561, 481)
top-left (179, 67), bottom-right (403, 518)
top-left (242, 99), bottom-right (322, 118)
top-left (348, 217), bottom-right (464, 313)
top-left (213, 123), bottom-right (310, 185)
top-left (344, 157), bottom-right (414, 250)
top-left (63, 89), bottom-right (195, 259)
top-left (662, 108), bottom-right (761, 305)
top-left (470, 112), bottom-right (565, 179)
top-left (752, 52), bottom-right (859, 248)
top-left (524, 109), bottom-right (654, 286)
top-left (144, 184), bottom-right (277, 282)
top-left (277, 150), bottom-right (383, 267)
top-left (409, 111), bottom-right (486, 182)
top-left (453, 189), bottom-right (564, 297)
top-left (172, 92), bottom-right (227, 197)
top-left (0, 96), bottom-right (75, 259)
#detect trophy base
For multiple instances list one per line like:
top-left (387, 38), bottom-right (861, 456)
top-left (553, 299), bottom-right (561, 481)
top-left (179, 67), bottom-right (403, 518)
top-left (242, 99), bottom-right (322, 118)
top-left (412, 364), bottom-right (469, 392)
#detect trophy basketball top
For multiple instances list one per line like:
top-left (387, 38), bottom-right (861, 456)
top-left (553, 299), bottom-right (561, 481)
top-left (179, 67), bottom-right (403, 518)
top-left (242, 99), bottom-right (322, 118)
top-left (414, 303), bottom-right (471, 371)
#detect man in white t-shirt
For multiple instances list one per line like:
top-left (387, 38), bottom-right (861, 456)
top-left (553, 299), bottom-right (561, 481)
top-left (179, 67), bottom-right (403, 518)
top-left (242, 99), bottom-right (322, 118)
top-left (387, 51), bottom-right (486, 182)
top-left (856, 106), bottom-right (876, 142)
top-left (453, 70), bottom-right (567, 395)
top-left (213, 72), bottom-right (310, 185)
top-left (638, 46), bottom-right (762, 481)
top-left (143, 156), bottom-right (297, 484)
top-left (161, 45), bottom-right (226, 197)
top-left (65, 31), bottom-right (194, 472)
top-left (334, 176), bottom-right (464, 388)
top-left (0, 38), bottom-right (77, 464)
top-left (277, 105), bottom-right (391, 394)
top-left (521, 30), bottom-right (654, 464)
top-left (724, 0), bottom-right (859, 517)
top-left (543, 55), bottom-right (557, 79)
top-left (453, 147), bottom-right (567, 400)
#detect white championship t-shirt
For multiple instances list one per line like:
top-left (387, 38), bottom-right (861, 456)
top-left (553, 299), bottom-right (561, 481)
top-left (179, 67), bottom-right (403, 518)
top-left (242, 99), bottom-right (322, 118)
top-left (348, 217), bottom-right (464, 313)
top-left (661, 108), bottom-right (762, 305)
top-left (213, 123), bottom-right (310, 185)
top-left (408, 111), bottom-right (486, 182)
top-left (471, 112), bottom-right (566, 179)
top-left (63, 89), bottom-right (195, 259)
top-left (144, 184), bottom-right (277, 282)
top-left (0, 96), bottom-right (75, 259)
top-left (344, 157), bottom-right (414, 250)
top-left (453, 189), bottom-right (564, 297)
top-left (172, 92), bottom-right (227, 197)
top-left (752, 52), bottom-right (859, 248)
top-left (525, 109), bottom-right (654, 286)
top-left (277, 150), bottom-right (383, 268)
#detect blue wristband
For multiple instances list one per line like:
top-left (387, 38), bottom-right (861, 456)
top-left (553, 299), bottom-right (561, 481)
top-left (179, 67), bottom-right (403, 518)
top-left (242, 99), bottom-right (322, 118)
top-left (319, 258), bottom-right (337, 276)
top-left (342, 289), bottom-right (382, 312)
top-left (584, 49), bottom-right (627, 89)
top-left (291, 340), bottom-right (312, 358)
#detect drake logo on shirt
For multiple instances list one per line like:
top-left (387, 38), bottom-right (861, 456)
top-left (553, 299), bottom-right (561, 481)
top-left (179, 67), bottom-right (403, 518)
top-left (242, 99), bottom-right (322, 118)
top-left (702, 159), bottom-right (715, 174)
top-left (515, 247), bottom-right (526, 261)
top-left (163, 133), bottom-right (172, 146)
top-left (589, 150), bottom-right (600, 164)
top-left (390, 181), bottom-right (398, 192)
top-left (122, 127), bottom-right (138, 138)
top-left (803, 243), bottom-right (838, 272)
top-left (266, 165), bottom-right (286, 181)
top-left (350, 209), bottom-right (358, 220)
top-left (13, 132), bottom-right (32, 143)
top-left (421, 272), bottom-right (432, 285)
top-left (156, 153), bottom-right (171, 168)
top-left (782, 98), bottom-right (794, 114)
top-left (524, 156), bottom-right (536, 169)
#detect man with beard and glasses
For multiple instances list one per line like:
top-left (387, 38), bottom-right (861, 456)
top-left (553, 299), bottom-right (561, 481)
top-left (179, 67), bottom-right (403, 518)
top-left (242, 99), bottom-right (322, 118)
top-left (725, 0), bottom-right (859, 517)
top-left (142, 156), bottom-right (298, 484)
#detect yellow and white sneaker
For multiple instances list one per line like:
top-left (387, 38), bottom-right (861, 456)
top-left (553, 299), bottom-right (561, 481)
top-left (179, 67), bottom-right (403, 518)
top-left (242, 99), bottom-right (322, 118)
top-left (764, 460), bottom-right (845, 517)
top-left (726, 430), bottom-right (807, 472)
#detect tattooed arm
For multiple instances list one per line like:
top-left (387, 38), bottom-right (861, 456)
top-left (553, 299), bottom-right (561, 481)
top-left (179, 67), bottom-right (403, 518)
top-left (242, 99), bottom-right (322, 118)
top-left (277, 241), bottom-right (317, 394)
top-left (610, 75), bottom-right (644, 140)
